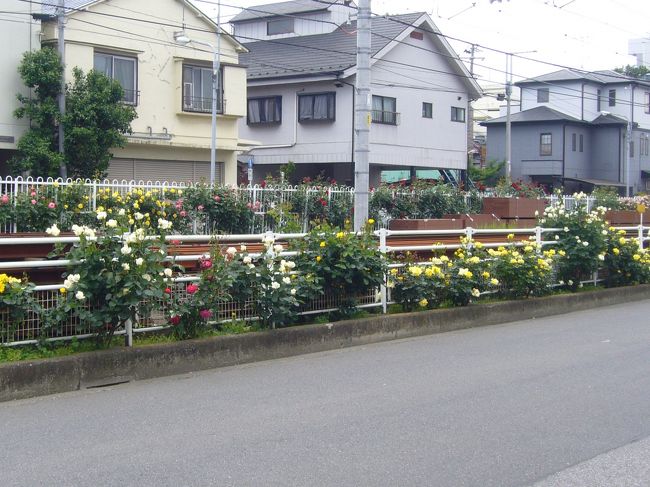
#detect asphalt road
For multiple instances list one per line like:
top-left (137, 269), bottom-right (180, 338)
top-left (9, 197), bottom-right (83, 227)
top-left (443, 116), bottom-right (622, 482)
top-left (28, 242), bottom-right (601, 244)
top-left (2, 300), bottom-right (650, 487)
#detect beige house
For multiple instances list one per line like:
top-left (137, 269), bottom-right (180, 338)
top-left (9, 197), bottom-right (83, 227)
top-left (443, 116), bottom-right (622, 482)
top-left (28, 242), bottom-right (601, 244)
top-left (39, 0), bottom-right (249, 185)
top-left (0, 0), bottom-right (40, 176)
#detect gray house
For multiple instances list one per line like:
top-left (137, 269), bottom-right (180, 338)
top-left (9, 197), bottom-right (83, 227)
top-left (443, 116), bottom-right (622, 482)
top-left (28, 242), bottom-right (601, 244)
top-left (483, 69), bottom-right (650, 194)
top-left (231, 0), bottom-right (481, 186)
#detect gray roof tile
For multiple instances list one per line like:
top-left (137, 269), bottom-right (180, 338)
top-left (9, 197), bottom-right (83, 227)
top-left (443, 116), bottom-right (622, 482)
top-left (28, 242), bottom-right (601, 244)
top-left (231, 0), bottom-right (349, 23)
top-left (240, 12), bottom-right (423, 79)
top-left (482, 106), bottom-right (583, 125)
top-left (42, 0), bottom-right (97, 15)
top-left (516, 68), bottom-right (650, 87)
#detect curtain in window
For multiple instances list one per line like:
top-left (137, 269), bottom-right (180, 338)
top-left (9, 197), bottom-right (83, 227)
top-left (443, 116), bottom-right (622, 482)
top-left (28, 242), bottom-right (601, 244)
top-left (264, 98), bottom-right (278, 122)
top-left (93, 53), bottom-right (112, 77)
top-left (299, 96), bottom-right (313, 120)
top-left (114, 57), bottom-right (135, 103)
top-left (248, 100), bottom-right (261, 123)
top-left (314, 95), bottom-right (333, 120)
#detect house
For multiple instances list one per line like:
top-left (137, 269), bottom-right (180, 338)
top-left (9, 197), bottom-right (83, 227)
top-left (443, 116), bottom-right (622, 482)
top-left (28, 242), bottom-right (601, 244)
top-left (483, 69), bottom-right (650, 193)
top-left (30, 0), bottom-right (250, 184)
top-left (0, 1), bottom-right (40, 177)
top-left (230, 0), bottom-right (481, 186)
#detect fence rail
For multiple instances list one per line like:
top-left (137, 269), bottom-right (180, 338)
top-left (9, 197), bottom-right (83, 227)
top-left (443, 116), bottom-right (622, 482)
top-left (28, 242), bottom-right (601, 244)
top-left (3, 224), bottom-right (648, 347)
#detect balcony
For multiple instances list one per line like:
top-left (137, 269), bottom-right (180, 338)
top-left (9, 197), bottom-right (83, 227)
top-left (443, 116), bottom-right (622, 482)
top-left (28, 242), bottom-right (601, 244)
top-left (372, 110), bottom-right (400, 125)
top-left (182, 96), bottom-right (225, 114)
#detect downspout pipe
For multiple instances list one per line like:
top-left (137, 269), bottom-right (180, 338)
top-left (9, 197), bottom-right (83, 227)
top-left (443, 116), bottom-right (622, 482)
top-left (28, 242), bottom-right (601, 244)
top-left (248, 93), bottom-right (299, 150)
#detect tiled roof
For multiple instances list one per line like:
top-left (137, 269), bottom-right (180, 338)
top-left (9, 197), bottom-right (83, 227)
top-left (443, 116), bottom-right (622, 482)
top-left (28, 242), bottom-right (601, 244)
top-left (516, 68), bottom-right (650, 87)
top-left (42, 0), bottom-right (97, 15)
top-left (481, 106), bottom-right (583, 125)
top-left (240, 12), bottom-right (423, 79)
top-left (231, 0), bottom-right (348, 23)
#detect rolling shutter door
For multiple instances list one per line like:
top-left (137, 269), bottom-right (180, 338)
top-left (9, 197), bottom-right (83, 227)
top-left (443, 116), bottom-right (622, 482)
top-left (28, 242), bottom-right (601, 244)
top-left (107, 159), bottom-right (223, 184)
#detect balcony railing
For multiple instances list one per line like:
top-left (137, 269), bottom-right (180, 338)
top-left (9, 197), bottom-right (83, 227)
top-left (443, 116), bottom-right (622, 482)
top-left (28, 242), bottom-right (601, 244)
top-left (372, 109), bottom-right (400, 125)
top-left (183, 96), bottom-right (224, 114)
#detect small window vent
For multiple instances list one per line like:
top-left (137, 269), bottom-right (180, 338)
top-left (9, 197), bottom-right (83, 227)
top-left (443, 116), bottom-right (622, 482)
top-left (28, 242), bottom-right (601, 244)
top-left (410, 31), bottom-right (424, 40)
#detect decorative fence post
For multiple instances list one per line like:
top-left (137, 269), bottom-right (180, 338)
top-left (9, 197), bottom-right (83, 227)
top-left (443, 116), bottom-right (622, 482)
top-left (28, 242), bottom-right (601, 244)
top-left (125, 318), bottom-right (133, 347)
top-left (378, 227), bottom-right (388, 314)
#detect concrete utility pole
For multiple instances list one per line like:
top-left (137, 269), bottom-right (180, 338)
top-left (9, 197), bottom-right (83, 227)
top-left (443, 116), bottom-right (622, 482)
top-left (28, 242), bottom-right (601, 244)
top-left (57, 0), bottom-right (67, 178)
top-left (354, 0), bottom-right (371, 231)
top-left (466, 44), bottom-right (477, 153)
top-left (505, 52), bottom-right (512, 184)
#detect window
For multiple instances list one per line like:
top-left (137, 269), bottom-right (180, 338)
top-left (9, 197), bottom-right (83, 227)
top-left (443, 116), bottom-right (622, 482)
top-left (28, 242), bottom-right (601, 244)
top-left (579, 134), bottom-right (584, 152)
top-left (451, 106), bottom-right (465, 122)
top-left (572, 133), bottom-right (576, 151)
top-left (298, 92), bottom-right (335, 122)
top-left (537, 88), bottom-right (549, 103)
top-left (247, 96), bottom-right (282, 124)
top-left (182, 65), bottom-right (223, 114)
top-left (609, 89), bottom-right (616, 107)
top-left (372, 95), bottom-right (398, 124)
top-left (422, 102), bottom-right (432, 118)
top-left (267, 18), bottom-right (294, 35)
top-left (93, 52), bottom-right (137, 104)
top-left (630, 140), bottom-right (635, 158)
top-left (410, 31), bottom-right (424, 40)
top-left (540, 133), bottom-right (552, 156)
top-left (645, 92), bottom-right (650, 114)
top-left (597, 89), bottom-right (601, 112)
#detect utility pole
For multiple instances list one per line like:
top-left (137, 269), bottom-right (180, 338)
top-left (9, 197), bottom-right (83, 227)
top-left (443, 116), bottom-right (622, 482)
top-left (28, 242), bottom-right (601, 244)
top-left (212, 0), bottom-right (221, 186)
top-left (466, 44), bottom-right (477, 155)
top-left (505, 52), bottom-right (512, 184)
top-left (57, 0), bottom-right (67, 179)
top-left (354, 0), bottom-right (371, 231)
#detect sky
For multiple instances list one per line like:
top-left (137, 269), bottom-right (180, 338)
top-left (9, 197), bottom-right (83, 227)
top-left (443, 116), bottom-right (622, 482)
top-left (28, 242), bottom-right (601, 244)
top-left (194, 0), bottom-right (650, 88)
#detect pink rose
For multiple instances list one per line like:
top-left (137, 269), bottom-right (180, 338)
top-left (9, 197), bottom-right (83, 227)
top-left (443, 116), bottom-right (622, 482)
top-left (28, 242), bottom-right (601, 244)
top-left (0, 194), bottom-right (8, 204)
top-left (186, 283), bottom-right (199, 294)
top-left (199, 258), bottom-right (212, 270)
top-left (213, 195), bottom-right (221, 202)
top-left (199, 309), bottom-right (212, 320)
top-left (197, 205), bottom-right (204, 211)
top-left (48, 202), bottom-right (56, 209)
top-left (31, 199), bottom-right (37, 205)
top-left (180, 210), bottom-right (187, 217)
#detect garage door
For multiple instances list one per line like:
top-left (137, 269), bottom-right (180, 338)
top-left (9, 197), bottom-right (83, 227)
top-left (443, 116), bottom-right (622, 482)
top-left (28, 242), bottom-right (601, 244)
top-left (107, 158), bottom-right (223, 184)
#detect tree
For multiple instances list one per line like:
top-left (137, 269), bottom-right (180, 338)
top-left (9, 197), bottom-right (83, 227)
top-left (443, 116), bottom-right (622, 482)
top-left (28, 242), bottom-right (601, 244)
top-left (614, 64), bottom-right (650, 79)
top-left (12, 48), bottom-right (136, 179)
top-left (12, 47), bottom-right (64, 177)
top-left (468, 159), bottom-right (505, 188)
top-left (64, 68), bottom-right (136, 179)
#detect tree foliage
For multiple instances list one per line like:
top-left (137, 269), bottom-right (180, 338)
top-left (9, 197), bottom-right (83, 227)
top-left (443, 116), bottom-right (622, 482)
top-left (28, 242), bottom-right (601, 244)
top-left (468, 159), bottom-right (505, 187)
top-left (614, 64), bottom-right (650, 79)
top-left (12, 48), bottom-right (136, 179)
top-left (64, 68), bottom-right (136, 179)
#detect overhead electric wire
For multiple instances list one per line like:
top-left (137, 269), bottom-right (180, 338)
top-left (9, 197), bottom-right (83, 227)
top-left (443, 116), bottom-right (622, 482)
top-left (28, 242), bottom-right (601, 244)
top-left (10, 0), bottom-right (650, 112)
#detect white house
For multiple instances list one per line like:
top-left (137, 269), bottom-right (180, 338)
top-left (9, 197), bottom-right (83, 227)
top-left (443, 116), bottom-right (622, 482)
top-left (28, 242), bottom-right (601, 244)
top-left (230, 0), bottom-right (482, 186)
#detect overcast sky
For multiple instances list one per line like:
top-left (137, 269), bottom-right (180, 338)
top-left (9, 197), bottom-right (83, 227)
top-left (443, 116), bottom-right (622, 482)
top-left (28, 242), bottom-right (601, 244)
top-left (195, 0), bottom-right (650, 87)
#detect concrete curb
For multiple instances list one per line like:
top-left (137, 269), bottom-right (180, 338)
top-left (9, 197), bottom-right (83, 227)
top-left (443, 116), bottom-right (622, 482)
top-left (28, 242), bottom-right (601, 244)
top-left (1, 285), bottom-right (649, 402)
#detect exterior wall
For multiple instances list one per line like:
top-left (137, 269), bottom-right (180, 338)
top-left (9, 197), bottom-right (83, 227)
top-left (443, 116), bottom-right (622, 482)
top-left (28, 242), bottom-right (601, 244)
top-left (368, 34), bottom-right (469, 171)
top-left (520, 81), bottom-right (586, 119)
top-left (40, 0), bottom-right (246, 184)
top-left (486, 123), bottom-right (564, 181)
top-left (563, 123), bottom-right (591, 180)
top-left (0, 0), bottom-right (40, 174)
top-left (232, 4), bottom-right (354, 42)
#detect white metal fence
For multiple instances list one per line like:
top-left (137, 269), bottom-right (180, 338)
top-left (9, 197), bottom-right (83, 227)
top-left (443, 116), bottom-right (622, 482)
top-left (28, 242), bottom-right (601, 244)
top-left (2, 224), bottom-right (648, 347)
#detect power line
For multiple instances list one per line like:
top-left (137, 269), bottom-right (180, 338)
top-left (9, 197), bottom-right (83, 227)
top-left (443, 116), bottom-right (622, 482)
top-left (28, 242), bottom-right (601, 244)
top-left (11, 0), bottom-right (650, 112)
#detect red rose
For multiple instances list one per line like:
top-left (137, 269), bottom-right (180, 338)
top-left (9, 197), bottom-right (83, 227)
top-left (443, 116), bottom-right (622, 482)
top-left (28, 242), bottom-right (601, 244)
top-left (199, 309), bottom-right (212, 320)
top-left (186, 283), bottom-right (199, 294)
top-left (164, 287), bottom-right (172, 294)
top-left (169, 315), bottom-right (181, 325)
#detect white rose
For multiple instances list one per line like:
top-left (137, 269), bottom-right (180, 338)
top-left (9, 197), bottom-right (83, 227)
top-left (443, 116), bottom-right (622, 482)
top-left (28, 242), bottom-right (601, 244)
top-left (96, 211), bottom-right (107, 220)
top-left (142, 274), bottom-right (151, 282)
top-left (121, 245), bottom-right (132, 255)
top-left (134, 212), bottom-right (144, 221)
top-left (118, 208), bottom-right (126, 216)
top-left (240, 244), bottom-right (247, 252)
top-left (135, 257), bottom-right (144, 266)
top-left (290, 288), bottom-right (296, 295)
top-left (226, 247), bottom-right (237, 255)
top-left (164, 268), bottom-right (172, 277)
top-left (46, 224), bottom-right (61, 237)
top-left (122, 263), bottom-right (130, 271)
top-left (243, 256), bottom-right (252, 264)
top-left (282, 276), bottom-right (291, 284)
top-left (106, 219), bottom-right (118, 228)
top-left (75, 291), bottom-right (85, 300)
top-left (271, 281), bottom-right (280, 289)
top-left (274, 244), bottom-right (283, 253)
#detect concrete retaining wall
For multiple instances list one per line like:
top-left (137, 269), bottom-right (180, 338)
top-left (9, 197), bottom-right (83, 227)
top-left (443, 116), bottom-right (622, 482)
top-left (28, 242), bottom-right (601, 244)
top-left (1, 285), bottom-right (648, 402)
